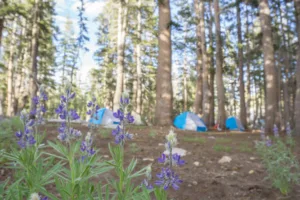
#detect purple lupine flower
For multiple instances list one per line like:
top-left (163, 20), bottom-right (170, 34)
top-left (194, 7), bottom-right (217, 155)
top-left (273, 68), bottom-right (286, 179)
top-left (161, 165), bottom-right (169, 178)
top-left (286, 123), bottom-right (292, 136)
top-left (88, 148), bottom-right (96, 156)
top-left (59, 110), bottom-right (67, 120)
top-left (113, 109), bottom-right (124, 121)
top-left (60, 95), bottom-right (67, 103)
top-left (265, 138), bottom-right (272, 147)
top-left (125, 132), bottom-right (133, 140)
top-left (58, 132), bottom-right (67, 141)
top-left (40, 106), bottom-right (46, 113)
top-left (69, 92), bottom-right (76, 100)
top-left (86, 110), bottom-right (92, 115)
top-left (155, 168), bottom-right (182, 190)
top-left (55, 104), bottom-right (64, 114)
top-left (158, 154), bottom-right (166, 163)
top-left (32, 96), bottom-right (39, 105)
top-left (95, 105), bottom-right (100, 110)
top-left (41, 92), bottom-right (48, 101)
top-left (15, 131), bottom-right (22, 138)
top-left (80, 141), bottom-right (87, 151)
top-left (273, 124), bottom-right (279, 138)
top-left (120, 97), bottom-right (129, 105)
top-left (17, 140), bottom-right (26, 148)
top-left (142, 179), bottom-right (153, 190)
top-left (115, 134), bottom-right (125, 144)
top-left (40, 196), bottom-right (48, 200)
top-left (112, 126), bottom-right (121, 136)
top-left (30, 109), bottom-right (37, 116)
top-left (70, 109), bottom-right (80, 120)
top-left (70, 128), bottom-right (82, 137)
top-left (126, 113), bottom-right (134, 123)
top-left (172, 154), bottom-right (185, 166)
top-left (27, 135), bottom-right (36, 145)
top-left (27, 119), bottom-right (35, 127)
top-left (87, 101), bottom-right (92, 107)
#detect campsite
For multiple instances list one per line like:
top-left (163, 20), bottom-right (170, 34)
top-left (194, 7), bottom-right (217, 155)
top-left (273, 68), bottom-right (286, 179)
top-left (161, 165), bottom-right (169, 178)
top-left (1, 0), bottom-right (300, 199)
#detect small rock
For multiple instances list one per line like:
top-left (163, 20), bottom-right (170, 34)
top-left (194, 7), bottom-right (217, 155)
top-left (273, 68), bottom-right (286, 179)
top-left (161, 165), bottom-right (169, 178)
top-left (194, 161), bottom-right (200, 166)
top-left (250, 157), bottom-right (255, 160)
top-left (188, 184), bottom-right (192, 187)
top-left (164, 147), bottom-right (187, 157)
top-left (187, 152), bottom-right (192, 155)
top-left (249, 170), bottom-right (255, 174)
top-left (103, 155), bottom-right (109, 158)
top-left (231, 171), bottom-right (238, 175)
top-left (218, 156), bottom-right (232, 164)
top-left (143, 158), bottom-right (154, 162)
top-left (158, 143), bottom-right (164, 146)
top-left (0, 169), bottom-right (4, 175)
top-left (208, 136), bottom-right (215, 139)
top-left (192, 181), bottom-right (198, 185)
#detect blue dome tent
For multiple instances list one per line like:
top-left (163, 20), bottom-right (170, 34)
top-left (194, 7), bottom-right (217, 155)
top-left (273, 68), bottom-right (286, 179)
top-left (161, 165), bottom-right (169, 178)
top-left (225, 116), bottom-right (245, 131)
top-left (173, 112), bottom-right (207, 132)
top-left (89, 108), bottom-right (120, 126)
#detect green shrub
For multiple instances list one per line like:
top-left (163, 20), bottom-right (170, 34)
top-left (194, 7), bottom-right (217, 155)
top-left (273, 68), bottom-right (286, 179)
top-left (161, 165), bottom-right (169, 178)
top-left (256, 138), bottom-right (300, 195)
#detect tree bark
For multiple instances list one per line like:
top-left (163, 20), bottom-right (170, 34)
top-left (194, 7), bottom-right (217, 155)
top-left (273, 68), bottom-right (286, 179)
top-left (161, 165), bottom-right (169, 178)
top-left (6, 18), bottom-right (17, 117)
top-left (259, 0), bottom-right (278, 133)
top-left (198, 0), bottom-right (210, 124)
top-left (193, 0), bottom-right (203, 115)
top-left (155, 0), bottom-right (173, 125)
top-left (294, 0), bottom-right (300, 135)
top-left (208, 0), bottom-right (215, 127)
top-left (113, 0), bottom-right (128, 110)
top-left (30, 0), bottom-right (40, 111)
top-left (246, 4), bottom-right (251, 126)
top-left (136, 0), bottom-right (142, 115)
top-left (183, 24), bottom-right (188, 111)
top-left (214, 0), bottom-right (226, 129)
top-left (236, 0), bottom-right (247, 129)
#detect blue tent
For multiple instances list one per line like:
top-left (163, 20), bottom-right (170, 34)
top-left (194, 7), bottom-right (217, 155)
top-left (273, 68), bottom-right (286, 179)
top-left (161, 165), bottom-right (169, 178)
top-left (89, 108), bottom-right (119, 125)
top-left (173, 112), bottom-right (207, 132)
top-left (225, 116), bottom-right (245, 131)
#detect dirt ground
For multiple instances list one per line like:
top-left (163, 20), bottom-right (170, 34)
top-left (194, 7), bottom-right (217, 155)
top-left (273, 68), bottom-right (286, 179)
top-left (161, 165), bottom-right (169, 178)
top-left (2, 123), bottom-right (300, 200)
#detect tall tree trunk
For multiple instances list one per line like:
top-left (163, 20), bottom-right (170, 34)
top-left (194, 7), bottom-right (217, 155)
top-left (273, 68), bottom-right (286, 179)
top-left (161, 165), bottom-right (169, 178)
top-left (214, 0), bottom-right (226, 129)
top-left (136, 0), bottom-right (142, 115)
top-left (0, 18), bottom-right (3, 48)
top-left (246, 4), bottom-right (251, 126)
top-left (155, 0), bottom-right (173, 125)
top-left (0, 0), bottom-right (6, 48)
top-left (183, 24), bottom-right (188, 111)
top-left (198, 0), bottom-right (210, 124)
top-left (30, 0), bottom-right (40, 111)
top-left (279, 2), bottom-right (291, 127)
top-left (259, 0), bottom-right (278, 133)
top-left (193, 0), bottom-right (203, 115)
top-left (236, 0), bottom-right (247, 128)
top-left (208, 0), bottom-right (215, 126)
top-left (113, 0), bottom-right (128, 110)
top-left (294, 0), bottom-right (300, 135)
top-left (6, 18), bottom-right (17, 117)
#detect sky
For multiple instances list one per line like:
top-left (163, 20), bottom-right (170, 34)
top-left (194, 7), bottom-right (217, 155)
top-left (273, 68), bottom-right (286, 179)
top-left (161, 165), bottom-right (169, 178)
top-left (54, 0), bottom-right (107, 89)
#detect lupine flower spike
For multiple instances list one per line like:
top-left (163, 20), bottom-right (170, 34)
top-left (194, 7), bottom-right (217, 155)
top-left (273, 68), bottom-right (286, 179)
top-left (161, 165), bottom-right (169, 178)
top-left (55, 85), bottom-right (81, 142)
top-left (154, 130), bottom-right (184, 190)
top-left (286, 122), bottom-right (292, 137)
top-left (111, 92), bottom-right (134, 145)
top-left (273, 124), bottom-right (279, 138)
top-left (15, 110), bottom-right (36, 148)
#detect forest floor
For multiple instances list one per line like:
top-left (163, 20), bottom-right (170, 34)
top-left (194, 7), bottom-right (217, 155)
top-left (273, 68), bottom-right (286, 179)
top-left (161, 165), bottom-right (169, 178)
top-left (2, 123), bottom-right (300, 200)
